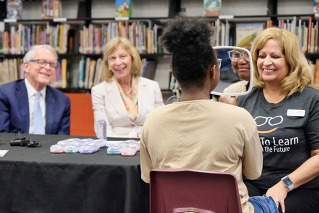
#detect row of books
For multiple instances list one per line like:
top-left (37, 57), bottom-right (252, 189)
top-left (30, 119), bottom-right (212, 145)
top-left (0, 57), bottom-right (158, 89)
top-left (1, 17), bottom-right (318, 56)
top-left (1, 18), bottom-right (318, 52)
top-left (276, 16), bottom-right (317, 53)
top-left (0, 20), bottom-right (260, 56)
top-left (76, 57), bottom-right (103, 89)
top-left (211, 16), bottom-right (319, 53)
top-left (0, 20), bottom-right (164, 55)
top-left (1, 23), bottom-right (69, 55)
top-left (0, 58), bottom-right (23, 84)
top-left (79, 21), bottom-right (162, 55)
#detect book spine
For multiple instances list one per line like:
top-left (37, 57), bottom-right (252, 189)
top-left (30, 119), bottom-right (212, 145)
top-left (308, 16), bottom-right (312, 53)
top-left (61, 58), bottom-right (67, 88)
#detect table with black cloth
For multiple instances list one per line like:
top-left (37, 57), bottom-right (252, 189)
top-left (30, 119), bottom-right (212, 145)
top-left (0, 133), bottom-right (149, 213)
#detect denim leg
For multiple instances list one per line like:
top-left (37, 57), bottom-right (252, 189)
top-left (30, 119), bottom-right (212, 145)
top-left (248, 195), bottom-right (279, 213)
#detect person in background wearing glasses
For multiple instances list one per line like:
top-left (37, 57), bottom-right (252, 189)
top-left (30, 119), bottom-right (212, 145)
top-left (218, 48), bottom-right (240, 83)
top-left (140, 15), bottom-right (279, 213)
top-left (0, 45), bottom-right (70, 135)
top-left (223, 48), bottom-right (251, 93)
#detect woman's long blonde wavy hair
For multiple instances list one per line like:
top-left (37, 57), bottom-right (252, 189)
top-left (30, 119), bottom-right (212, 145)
top-left (250, 27), bottom-right (314, 97)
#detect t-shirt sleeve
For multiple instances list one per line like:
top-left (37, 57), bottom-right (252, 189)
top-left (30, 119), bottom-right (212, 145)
top-left (140, 120), bottom-right (152, 183)
top-left (241, 112), bottom-right (263, 180)
top-left (305, 92), bottom-right (319, 151)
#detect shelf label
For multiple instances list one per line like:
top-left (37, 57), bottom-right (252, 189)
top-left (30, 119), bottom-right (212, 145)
top-left (4, 19), bottom-right (17, 23)
top-left (115, 17), bottom-right (129, 21)
top-left (53, 18), bottom-right (67, 22)
top-left (218, 15), bottom-right (234, 19)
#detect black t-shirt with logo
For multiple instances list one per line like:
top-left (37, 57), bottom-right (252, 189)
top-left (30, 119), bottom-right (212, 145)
top-left (238, 86), bottom-right (319, 190)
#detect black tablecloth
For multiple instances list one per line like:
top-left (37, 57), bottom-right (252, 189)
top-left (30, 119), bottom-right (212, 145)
top-left (0, 133), bottom-right (149, 213)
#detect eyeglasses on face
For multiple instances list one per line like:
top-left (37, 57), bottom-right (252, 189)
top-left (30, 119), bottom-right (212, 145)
top-left (216, 58), bottom-right (222, 69)
top-left (30, 59), bottom-right (58, 69)
top-left (227, 50), bottom-right (250, 62)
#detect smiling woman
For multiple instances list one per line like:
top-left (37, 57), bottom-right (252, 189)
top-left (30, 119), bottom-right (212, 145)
top-left (211, 46), bottom-right (253, 97)
top-left (91, 36), bottom-right (164, 138)
top-left (237, 27), bottom-right (319, 213)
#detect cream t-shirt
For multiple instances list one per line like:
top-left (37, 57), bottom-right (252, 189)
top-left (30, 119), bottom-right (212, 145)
top-left (140, 100), bottom-right (262, 213)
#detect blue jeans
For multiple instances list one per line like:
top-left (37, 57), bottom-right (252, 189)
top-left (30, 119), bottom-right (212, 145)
top-left (249, 195), bottom-right (279, 213)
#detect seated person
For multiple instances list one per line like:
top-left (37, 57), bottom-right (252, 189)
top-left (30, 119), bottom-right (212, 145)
top-left (219, 48), bottom-right (240, 83)
top-left (0, 45), bottom-right (70, 135)
top-left (140, 15), bottom-right (278, 213)
top-left (91, 37), bottom-right (164, 138)
top-left (224, 48), bottom-right (251, 93)
top-left (238, 27), bottom-right (319, 213)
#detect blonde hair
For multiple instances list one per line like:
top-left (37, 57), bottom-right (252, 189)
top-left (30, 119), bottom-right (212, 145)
top-left (101, 37), bottom-right (142, 82)
top-left (250, 27), bottom-right (313, 96)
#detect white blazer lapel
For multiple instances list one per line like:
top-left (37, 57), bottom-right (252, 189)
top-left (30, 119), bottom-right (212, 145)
top-left (106, 81), bottom-right (129, 121)
top-left (137, 78), bottom-right (148, 122)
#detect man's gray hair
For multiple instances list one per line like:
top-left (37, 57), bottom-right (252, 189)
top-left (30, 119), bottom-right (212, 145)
top-left (23, 45), bottom-right (58, 62)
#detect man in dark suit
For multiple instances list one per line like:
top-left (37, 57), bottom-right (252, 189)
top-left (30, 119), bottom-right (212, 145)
top-left (0, 45), bottom-right (70, 135)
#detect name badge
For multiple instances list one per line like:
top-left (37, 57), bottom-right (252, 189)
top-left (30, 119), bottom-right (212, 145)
top-left (287, 109), bottom-right (305, 117)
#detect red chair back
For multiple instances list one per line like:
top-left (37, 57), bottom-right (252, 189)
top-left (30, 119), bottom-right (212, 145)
top-left (150, 169), bottom-right (243, 213)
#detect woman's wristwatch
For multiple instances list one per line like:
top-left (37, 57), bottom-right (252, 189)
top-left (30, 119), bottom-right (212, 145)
top-left (281, 175), bottom-right (294, 191)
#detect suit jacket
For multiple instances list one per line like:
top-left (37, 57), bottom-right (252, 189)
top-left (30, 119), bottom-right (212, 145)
top-left (91, 77), bottom-right (164, 137)
top-left (0, 79), bottom-right (70, 135)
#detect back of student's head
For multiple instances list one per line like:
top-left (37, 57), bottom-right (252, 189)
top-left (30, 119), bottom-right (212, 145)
top-left (160, 15), bottom-right (217, 88)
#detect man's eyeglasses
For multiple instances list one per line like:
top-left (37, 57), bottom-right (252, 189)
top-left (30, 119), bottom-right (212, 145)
top-left (216, 59), bottom-right (222, 69)
top-left (227, 50), bottom-right (250, 62)
top-left (30, 59), bottom-right (58, 69)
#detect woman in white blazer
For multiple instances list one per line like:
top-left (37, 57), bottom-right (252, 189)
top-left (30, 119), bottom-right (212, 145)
top-left (91, 37), bottom-right (164, 138)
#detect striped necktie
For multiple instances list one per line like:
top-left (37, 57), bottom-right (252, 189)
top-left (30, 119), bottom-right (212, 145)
top-left (33, 92), bottom-right (45, 134)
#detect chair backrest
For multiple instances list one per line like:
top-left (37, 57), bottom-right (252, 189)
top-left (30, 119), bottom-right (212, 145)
top-left (150, 169), bottom-right (243, 213)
